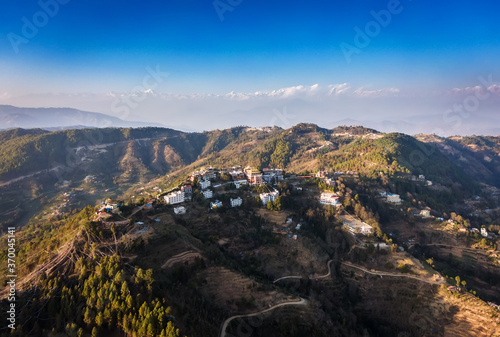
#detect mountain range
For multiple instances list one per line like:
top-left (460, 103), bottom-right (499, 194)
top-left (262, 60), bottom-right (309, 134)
top-left (0, 105), bottom-right (164, 130)
top-left (1, 123), bottom-right (500, 337)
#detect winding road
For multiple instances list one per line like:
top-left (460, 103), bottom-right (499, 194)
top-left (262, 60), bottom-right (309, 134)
top-left (341, 262), bottom-right (445, 285)
top-left (220, 259), bottom-right (444, 336)
top-left (218, 298), bottom-right (308, 337)
top-left (220, 260), bottom-right (335, 337)
top-left (273, 259), bottom-right (334, 283)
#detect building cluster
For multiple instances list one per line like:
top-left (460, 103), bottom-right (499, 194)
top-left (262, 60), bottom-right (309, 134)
top-left (480, 227), bottom-right (495, 239)
top-left (334, 171), bottom-right (358, 175)
top-left (315, 171), bottom-right (336, 187)
top-left (409, 174), bottom-right (433, 186)
top-left (190, 167), bottom-right (216, 182)
top-left (273, 217), bottom-right (300, 240)
top-left (190, 165), bottom-right (284, 187)
top-left (161, 164), bottom-right (286, 213)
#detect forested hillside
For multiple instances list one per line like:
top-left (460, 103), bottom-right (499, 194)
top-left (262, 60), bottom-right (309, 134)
top-left (1, 124), bottom-right (500, 337)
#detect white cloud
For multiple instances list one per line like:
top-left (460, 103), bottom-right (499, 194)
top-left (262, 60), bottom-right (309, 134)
top-left (327, 83), bottom-right (351, 96)
top-left (92, 83), bottom-right (403, 102)
top-left (217, 83), bottom-right (399, 100)
top-left (0, 92), bottom-right (12, 101)
top-left (353, 87), bottom-right (400, 97)
top-left (448, 84), bottom-right (500, 96)
top-left (487, 84), bottom-right (500, 94)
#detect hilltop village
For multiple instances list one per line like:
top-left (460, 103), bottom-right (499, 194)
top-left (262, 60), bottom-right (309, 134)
top-left (95, 164), bottom-right (499, 264)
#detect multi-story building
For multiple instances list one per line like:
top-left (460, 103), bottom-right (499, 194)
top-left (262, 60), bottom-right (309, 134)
top-left (199, 179), bottom-right (211, 190)
top-left (230, 197), bottom-right (242, 207)
top-left (173, 206), bottom-right (186, 215)
top-left (259, 190), bottom-right (279, 205)
top-left (244, 166), bottom-right (263, 185)
top-left (386, 193), bottom-right (401, 204)
top-left (339, 215), bottom-right (373, 235)
top-left (164, 191), bottom-right (185, 205)
top-left (319, 192), bottom-right (340, 206)
top-left (229, 170), bottom-right (246, 180)
top-left (324, 178), bottom-right (336, 187)
top-left (234, 179), bottom-right (248, 189)
top-left (203, 189), bottom-right (213, 199)
top-left (262, 168), bottom-right (284, 183)
top-left (181, 185), bottom-right (192, 193)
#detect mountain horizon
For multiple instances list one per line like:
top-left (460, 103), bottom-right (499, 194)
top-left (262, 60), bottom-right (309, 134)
top-left (1, 104), bottom-right (499, 137)
top-left (0, 104), bottom-right (166, 130)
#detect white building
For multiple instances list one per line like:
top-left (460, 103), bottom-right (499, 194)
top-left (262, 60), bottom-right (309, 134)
top-left (210, 200), bottom-right (223, 209)
top-left (420, 209), bottom-right (431, 217)
top-left (339, 215), bottom-right (373, 235)
top-left (259, 190), bottom-right (279, 205)
top-left (386, 193), bottom-right (401, 204)
top-left (234, 179), bottom-right (248, 189)
top-left (173, 206), bottom-right (186, 215)
top-left (164, 191), bottom-right (185, 205)
top-left (319, 192), bottom-right (340, 206)
top-left (262, 168), bottom-right (284, 184)
top-left (481, 227), bottom-right (488, 237)
top-left (98, 203), bottom-right (119, 213)
top-left (324, 178), bottom-right (336, 187)
top-left (199, 179), bottom-right (211, 190)
top-left (203, 189), bottom-right (213, 199)
top-left (230, 197), bottom-right (242, 207)
top-left (229, 170), bottom-right (245, 180)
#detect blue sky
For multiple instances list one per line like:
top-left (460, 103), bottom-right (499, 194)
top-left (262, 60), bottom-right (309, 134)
top-left (0, 0), bottom-right (499, 134)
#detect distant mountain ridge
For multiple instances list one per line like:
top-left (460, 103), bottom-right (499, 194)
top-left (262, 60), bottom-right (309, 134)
top-left (1, 123), bottom-right (498, 191)
top-left (0, 105), bottom-right (164, 130)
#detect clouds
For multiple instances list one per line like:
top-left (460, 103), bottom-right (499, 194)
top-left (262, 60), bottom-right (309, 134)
top-left (165, 83), bottom-right (401, 101)
top-left (0, 81), bottom-right (498, 135)
top-left (352, 87), bottom-right (400, 98)
top-left (98, 83), bottom-right (403, 103)
top-left (231, 83), bottom-right (400, 100)
top-left (448, 84), bottom-right (500, 96)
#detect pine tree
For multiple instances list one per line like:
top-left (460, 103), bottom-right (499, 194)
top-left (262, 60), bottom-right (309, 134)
top-left (95, 311), bottom-right (104, 327)
top-left (121, 281), bottom-right (129, 298)
top-left (83, 307), bottom-right (93, 326)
